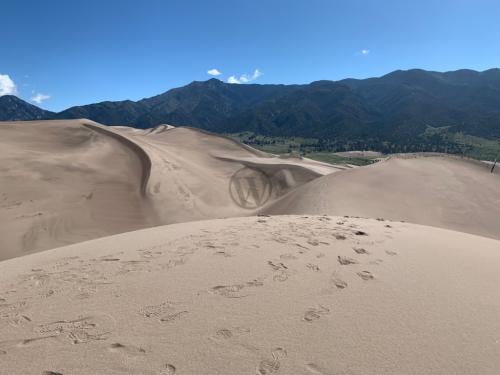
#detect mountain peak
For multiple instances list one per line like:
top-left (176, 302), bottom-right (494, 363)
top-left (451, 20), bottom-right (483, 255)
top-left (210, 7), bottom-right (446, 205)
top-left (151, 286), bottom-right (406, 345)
top-left (0, 95), bottom-right (53, 121)
top-left (187, 78), bottom-right (224, 88)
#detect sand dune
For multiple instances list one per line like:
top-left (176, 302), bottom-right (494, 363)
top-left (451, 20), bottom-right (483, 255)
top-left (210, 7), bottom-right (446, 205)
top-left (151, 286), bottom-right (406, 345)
top-left (1, 215), bottom-right (499, 374)
top-left (262, 154), bottom-right (500, 240)
top-left (117, 124), bottom-right (345, 224)
top-left (0, 120), bottom-right (155, 260)
top-left (2, 120), bottom-right (500, 374)
top-left (0, 120), bottom-right (342, 259)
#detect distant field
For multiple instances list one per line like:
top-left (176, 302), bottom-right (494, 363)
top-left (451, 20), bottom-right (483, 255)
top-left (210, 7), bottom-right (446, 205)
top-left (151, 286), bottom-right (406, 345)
top-left (227, 132), bottom-right (377, 166)
top-left (445, 133), bottom-right (500, 161)
top-left (228, 130), bottom-right (500, 165)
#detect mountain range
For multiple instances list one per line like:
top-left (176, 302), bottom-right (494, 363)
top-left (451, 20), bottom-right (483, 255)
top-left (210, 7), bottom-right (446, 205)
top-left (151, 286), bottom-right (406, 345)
top-left (2, 68), bottom-right (500, 146)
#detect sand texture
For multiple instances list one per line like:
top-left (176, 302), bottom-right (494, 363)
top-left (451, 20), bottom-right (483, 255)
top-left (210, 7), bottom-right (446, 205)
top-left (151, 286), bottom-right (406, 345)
top-left (1, 215), bottom-right (499, 374)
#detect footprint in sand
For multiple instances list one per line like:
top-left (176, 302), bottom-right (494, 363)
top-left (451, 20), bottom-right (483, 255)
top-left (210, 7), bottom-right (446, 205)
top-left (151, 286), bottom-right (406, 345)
top-left (267, 261), bottom-right (288, 271)
top-left (212, 327), bottom-right (250, 343)
top-left (108, 342), bottom-right (146, 356)
top-left (271, 347), bottom-right (287, 360)
top-left (214, 328), bottom-right (233, 339)
top-left (307, 239), bottom-right (319, 246)
top-left (256, 347), bottom-right (287, 374)
top-left (330, 273), bottom-right (348, 289)
top-left (256, 359), bottom-right (280, 374)
top-left (357, 271), bottom-right (375, 281)
top-left (353, 247), bottom-right (369, 255)
top-left (268, 261), bottom-right (291, 282)
top-left (210, 284), bottom-right (246, 298)
top-left (140, 302), bottom-right (175, 318)
top-left (37, 314), bottom-right (115, 344)
top-left (160, 364), bottom-right (176, 374)
top-left (337, 256), bottom-right (358, 265)
top-left (8, 314), bottom-right (32, 327)
top-left (159, 311), bottom-right (188, 323)
top-left (273, 271), bottom-right (289, 282)
top-left (306, 263), bottom-right (320, 272)
top-left (303, 305), bottom-right (330, 322)
top-left (305, 362), bottom-right (330, 374)
top-left (210, 279), bottom-right (264, 298)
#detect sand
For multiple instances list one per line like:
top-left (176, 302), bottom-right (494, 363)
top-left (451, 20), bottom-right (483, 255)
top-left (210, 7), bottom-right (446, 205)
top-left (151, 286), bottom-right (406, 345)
top-left (0, 120), bottom-right (155, 260)
top-left (2, 120), bottom-right (500, 374)
top-left (262, 154), bottom-right (500, 240)
top-left (0, 120), bottom-right (342, 259)
top-left (0, 215), bottom-right (499, 374)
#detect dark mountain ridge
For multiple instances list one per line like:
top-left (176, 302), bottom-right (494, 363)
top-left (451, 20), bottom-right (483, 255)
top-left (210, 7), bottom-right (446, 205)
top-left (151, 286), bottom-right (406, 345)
top-left (2, 69), bottom-right (500, 148)
top-left (0, 95), bottom-right (54, 121)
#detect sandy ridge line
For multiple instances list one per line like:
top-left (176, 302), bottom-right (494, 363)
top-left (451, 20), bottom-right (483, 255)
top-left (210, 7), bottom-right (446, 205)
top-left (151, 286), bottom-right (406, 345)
top-left (81, 122), bottom-right (153, 196)
top-left (180, 126), bottom-right (269, 157)
top-left (213, 155), bottom-right (327, 178)
top-left (387, 152), bottom-right (499, 172)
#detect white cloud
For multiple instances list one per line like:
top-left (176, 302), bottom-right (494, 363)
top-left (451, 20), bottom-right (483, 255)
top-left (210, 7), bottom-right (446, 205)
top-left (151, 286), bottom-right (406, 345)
top-left (31, 93), bottom-right (51, 104)
top-left (207, 68), bottom-right (222, 76)
top-left (361, 49), bottom-right (370, 55)
top-left (0, 74), bottom-right (17, 96)
top-left (227, 69), bottom-right (263, 84)
top-left (252, 69), bottom-right (263, 79)
top-left (227, 75), bottom-right (241, 84)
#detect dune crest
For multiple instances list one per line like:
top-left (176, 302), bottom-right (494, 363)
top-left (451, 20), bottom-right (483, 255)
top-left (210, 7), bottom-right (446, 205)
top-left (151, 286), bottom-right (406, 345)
top-left (262, 154), bottom-right (500, 240)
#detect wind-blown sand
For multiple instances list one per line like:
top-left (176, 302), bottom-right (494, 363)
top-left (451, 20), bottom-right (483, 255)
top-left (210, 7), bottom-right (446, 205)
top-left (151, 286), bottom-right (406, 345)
top-left (0, 120), bottom-right (342, 259)
top-left (1, 215), bottom-right (499, 374)
top-left (262, 155), bottom-right (500, 240)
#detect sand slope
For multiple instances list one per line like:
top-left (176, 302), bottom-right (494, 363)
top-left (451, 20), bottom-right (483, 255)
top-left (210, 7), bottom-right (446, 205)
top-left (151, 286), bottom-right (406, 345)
top-left (262, 155), bottom-right (500, 240)
top-left (113, 124), bottom-right (345, 224)
top-left (0, 120), bottom-right (155, 260)
top-left (0, 120), bottom-right (341, 259)
top-left (0, 215), bottom-right (499, 374)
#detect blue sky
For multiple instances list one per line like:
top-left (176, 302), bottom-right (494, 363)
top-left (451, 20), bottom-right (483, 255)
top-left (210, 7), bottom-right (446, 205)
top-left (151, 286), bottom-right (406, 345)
top-left (2, 0), bottom-right (500, 111)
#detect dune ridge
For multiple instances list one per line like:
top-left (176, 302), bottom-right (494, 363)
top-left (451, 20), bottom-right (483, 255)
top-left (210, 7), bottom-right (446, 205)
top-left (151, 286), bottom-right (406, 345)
top-left (261, 154), bottom-right (500, 240)
top-left (0, 119), bottom-right (340, 259)
top-left (0, 119), bottom-right (155, 260)
top-left (82, 122), bottom-right (153, 196)
top-left (98, 122), bottom-right (344, 225)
